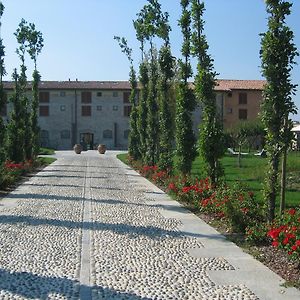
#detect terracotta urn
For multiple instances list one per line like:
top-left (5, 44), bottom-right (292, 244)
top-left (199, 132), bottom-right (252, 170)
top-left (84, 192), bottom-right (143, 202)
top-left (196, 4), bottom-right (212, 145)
top-left (98, 144), bottom-right (106, 154)
top-left (73, 144), bottom-right (82, 154)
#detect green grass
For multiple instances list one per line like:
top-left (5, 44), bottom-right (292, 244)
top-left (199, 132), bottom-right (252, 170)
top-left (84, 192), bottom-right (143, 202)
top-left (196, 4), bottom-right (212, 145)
top-left (117, 153), bottom-right (128, 164)
top-left (37, 157), bottom-right (56, 166)
top-left (192, 151), bottom-right (300, 208)
top-left (39, 147), bottom-right (55, 155)
top-left (117, 151), bottom-right (300, 208)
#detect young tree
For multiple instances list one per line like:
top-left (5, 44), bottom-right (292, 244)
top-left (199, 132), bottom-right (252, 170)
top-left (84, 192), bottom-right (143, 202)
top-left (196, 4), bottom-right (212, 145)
top-left (6, 69), bottom-right (25, 163)
top-left (191, 0), bottom-right (225, 185)
top-left (27, 22), bottom-right (43, 159)
top-left (0, 1), bottom-right (6, 177)
top-left (260, 0), bottom-right (298, 221)
top-left (175, 0), bottom-right (197, 175)
top-left (156, 10), bottom-right (174, 171)
top-left (134, 0), bottom-right (168, 166)
top-left (114, 36), bottom-right (140, 160)
top-left (12, 19), bottom-right (30, 161)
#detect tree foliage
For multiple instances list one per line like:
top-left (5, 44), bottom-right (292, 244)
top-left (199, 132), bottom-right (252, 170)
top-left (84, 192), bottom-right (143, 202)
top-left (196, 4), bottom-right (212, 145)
top-left (0, 1), bottom-right (6, 167)
top-left (114, 36), bottom-right (140, 160)
top-left (191, 0), bottom-right (225, 185)
top-left (260, 0), bottom-right (298, 221)
top-left (175, 0), bottom-right (197, 175)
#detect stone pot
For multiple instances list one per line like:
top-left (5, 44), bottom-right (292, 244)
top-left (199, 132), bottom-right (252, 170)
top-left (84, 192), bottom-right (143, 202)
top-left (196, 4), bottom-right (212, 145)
top-left (73, 144), bottom-right (82, 154)
top-left (98, 144), bottom-right (106, 154)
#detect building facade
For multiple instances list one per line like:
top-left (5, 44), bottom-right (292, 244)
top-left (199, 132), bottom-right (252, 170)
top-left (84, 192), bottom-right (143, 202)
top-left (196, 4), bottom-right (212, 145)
top-left (0, 79), bottom-right (265, 150)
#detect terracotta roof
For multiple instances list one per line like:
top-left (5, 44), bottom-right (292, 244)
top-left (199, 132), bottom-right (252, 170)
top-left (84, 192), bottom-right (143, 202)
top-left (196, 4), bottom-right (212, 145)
top-left (2, 79), bottom-right (266, 91)
top-left (215, 79), bottom-right (266, 91)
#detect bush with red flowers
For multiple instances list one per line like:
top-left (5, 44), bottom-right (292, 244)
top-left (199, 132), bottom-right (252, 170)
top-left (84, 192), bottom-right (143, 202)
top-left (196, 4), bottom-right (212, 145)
top-left (267, 208), bottom-right (300, 261)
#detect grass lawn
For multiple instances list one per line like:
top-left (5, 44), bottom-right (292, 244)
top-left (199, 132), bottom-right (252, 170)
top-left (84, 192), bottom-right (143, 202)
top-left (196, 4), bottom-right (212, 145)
top-left (37, 157), bottom-right (56, 166)
top-left (118, 151), bottom-right (300, 208)
top-left (192, 151), bottom-right (300, 208)
top-left (39, 147), bottom-right (55, 155)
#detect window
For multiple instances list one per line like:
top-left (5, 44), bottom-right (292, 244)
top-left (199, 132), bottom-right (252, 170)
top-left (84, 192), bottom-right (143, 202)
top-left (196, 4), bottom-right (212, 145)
top-left (124, 106), bottom-right (132, 117)
top-left (82, 106), bottom-right (91, 116)
top-left (60, 105), bottom-right (66, 111)
top-left (113, 105), bottom-right (118, 111)
top-left (97, 105), bottom-right (102, 111)
top-left (123, 92), bottom-right (130, 103)
top-left (239, 93), bottom-right (247, 105)
top-left (61, 130), bottom-right (70, 139)
top-left (124, 129), bottom-right (130, 139)
top-left (103, 129), bottom-right (112, 139)
top-left (39, 106), bottom-right (49, 116)
top-left (60, 91), bottom-right (66, 97)
top-left (81, 91), bottom-right (92, 103)
top-left (113, 91), bottom-right (118, 97)
top-left (39, 92), bottom-right (49, 103)
top-left (0, 104), bottom-right (7, 116)
top-left (239, 109), bottom-right (248, 120)
top-left (97, 92), bottom-right (102, 97)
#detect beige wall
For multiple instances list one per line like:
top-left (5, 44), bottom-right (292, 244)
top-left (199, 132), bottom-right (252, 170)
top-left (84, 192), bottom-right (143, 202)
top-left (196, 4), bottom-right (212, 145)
top-left (222, 90), bottom-right (263, 129)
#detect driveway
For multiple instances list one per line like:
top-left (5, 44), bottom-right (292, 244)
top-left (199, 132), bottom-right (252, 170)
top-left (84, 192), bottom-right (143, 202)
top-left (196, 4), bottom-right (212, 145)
top-left (0, 150), bottom-right (299, 300)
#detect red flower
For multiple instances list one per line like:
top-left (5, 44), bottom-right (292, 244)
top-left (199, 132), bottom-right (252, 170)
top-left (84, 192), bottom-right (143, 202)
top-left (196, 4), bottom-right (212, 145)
top-left (288, 208), bottom-right (296, 216)
top-left (272, 241), bottom-right (279, 247)
top-left (296, 240), bottom-right (300, 247)
top-left (283, 237), bottom-right (290, 245)
top-left (268, 228), bottom-right (281, 239)
top-left (291, 245), bottom-right (298, 251)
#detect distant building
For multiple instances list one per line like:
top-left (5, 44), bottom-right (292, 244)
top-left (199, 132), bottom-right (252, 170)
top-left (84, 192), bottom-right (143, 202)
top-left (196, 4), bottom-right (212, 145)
top-left (214, 80), bottom-right (265, 129)
top-left (0, 79), bottom-right (266, 150)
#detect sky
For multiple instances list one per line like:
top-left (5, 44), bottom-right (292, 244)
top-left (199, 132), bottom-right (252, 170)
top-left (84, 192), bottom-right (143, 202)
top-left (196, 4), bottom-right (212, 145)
top-left (1, 0), bottom-right (300, 120)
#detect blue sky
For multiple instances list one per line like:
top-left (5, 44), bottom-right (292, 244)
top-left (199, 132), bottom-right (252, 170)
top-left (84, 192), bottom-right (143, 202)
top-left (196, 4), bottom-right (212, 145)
top-left (2, 0), bottom-right (300, 119)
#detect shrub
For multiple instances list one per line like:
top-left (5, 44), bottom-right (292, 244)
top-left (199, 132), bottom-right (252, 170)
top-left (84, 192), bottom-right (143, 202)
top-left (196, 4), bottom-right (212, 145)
top-left (268, 208), bottom-right (300, 261)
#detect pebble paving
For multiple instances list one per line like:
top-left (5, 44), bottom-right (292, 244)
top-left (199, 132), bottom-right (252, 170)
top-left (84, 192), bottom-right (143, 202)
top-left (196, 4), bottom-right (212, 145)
top-left (0, 151), bottom-right (259, 299)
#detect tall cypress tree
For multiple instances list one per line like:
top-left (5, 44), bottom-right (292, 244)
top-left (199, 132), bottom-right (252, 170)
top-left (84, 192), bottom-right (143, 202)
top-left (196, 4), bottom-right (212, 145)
top-left (27, 22), bottom-right (43, 159)
top-left (260, 0), bottom-right (298, 221)
top-left (175, 0), bottom-right (197, 175)
top-left (114, 36), bottom-right (140, 160)
top-left (13, 19), bottom-right (30, 161)
top-left (0, 1), bottom-right (6, 179)
top-left (157, 13), bottom-right (174, 171)
top-left (0, 1), bottom-right (6, 186)
top-left (191, 0), bottom-right (225, 185)
top-left (134, 10), bottom-right (149, 162)
top-left (6, 69), bottom-right (25, 163)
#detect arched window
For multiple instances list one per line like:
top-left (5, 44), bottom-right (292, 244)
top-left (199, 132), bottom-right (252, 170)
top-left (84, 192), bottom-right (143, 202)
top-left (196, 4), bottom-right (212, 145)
top-left (124, 129), bottom-right (130, 139)
top-left (103, 129), bottom-right (112, 139)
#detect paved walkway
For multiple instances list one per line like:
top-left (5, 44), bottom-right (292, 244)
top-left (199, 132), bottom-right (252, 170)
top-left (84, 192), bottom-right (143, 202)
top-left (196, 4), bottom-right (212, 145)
top-left (0, 151), bottom-right (299, 300)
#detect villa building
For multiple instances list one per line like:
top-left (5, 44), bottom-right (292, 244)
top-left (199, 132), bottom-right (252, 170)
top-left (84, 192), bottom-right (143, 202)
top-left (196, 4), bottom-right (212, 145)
top-left (0, 79), bottom-right (265, 150)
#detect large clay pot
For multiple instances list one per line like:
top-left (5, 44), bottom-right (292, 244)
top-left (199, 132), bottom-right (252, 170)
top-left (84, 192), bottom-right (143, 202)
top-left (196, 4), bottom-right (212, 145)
top-left (98, 144), bottom-right (106, 154)
top-left (73, 144), bottom-right (82, 154)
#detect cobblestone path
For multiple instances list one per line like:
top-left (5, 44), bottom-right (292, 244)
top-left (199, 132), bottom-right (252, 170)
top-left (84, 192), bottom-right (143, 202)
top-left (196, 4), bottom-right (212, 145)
top-left (0, 151), bottom-right (298, 300)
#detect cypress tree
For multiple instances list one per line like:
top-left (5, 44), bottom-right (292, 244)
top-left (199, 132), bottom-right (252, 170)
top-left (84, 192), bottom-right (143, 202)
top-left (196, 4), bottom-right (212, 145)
top-left (0, 1), bottom-right (6, 180)
top-left (191, 0), bottom-right (225, 185)
top-left (260, 0), bottom-right (298, 221)
top-left (27, 22), bottom-right (43, 159)
top-left (175, 0), bottom-right (197, 175)
top-left (6, 69), bottom-right (25, 163)
top-left (157, 14), bottom-right (174, 171)
top-left (114, 36), bottom-right (140, 160)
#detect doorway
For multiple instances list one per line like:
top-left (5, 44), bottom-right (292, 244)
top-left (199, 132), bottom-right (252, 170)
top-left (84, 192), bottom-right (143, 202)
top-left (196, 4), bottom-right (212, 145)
top-left (80, 133), bottom-right (94, 150)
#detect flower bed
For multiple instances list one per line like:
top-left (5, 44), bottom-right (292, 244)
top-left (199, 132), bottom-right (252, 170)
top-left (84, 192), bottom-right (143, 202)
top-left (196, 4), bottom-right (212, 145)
top-left (126, 155), bottom-right (300, 264)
